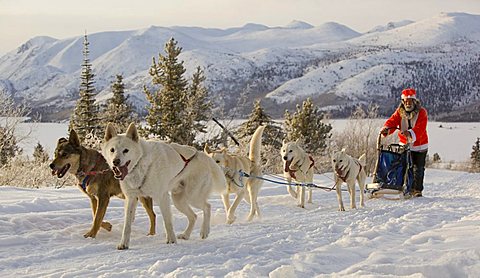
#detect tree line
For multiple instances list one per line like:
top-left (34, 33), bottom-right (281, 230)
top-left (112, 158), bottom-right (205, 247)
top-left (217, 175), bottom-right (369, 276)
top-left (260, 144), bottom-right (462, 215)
top-left (1, 35), bottom-right (479, 189)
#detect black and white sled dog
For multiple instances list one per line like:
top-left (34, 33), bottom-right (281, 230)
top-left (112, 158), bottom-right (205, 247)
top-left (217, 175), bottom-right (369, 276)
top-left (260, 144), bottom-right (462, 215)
top-left (102, 123), bottom-right (226, 250)
top-left (204, 125), bottom-right (265, 224)
top-left (281, 139), bottom-right (314, 208)
top-left (332, 148), bottom-right (366, 211)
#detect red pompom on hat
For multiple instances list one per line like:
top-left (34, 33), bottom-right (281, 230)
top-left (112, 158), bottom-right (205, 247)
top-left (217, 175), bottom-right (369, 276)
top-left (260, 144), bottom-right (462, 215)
top-left (401, 88), bottom-right (416, 100)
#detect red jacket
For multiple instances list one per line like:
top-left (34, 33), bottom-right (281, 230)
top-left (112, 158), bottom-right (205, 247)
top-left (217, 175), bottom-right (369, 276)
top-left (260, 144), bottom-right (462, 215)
top-left (383, 107), bottom-right (428, 152)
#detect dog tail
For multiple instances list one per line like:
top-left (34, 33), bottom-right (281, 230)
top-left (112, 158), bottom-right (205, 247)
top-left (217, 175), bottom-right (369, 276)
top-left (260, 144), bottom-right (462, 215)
top-left (358, 153), bottom-right (366, 166)
top-left (249, 125), bottom-right (266, 164)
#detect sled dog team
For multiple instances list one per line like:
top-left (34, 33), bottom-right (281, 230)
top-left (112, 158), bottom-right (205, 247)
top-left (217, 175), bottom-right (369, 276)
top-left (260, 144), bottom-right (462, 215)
top-left (50, 123), bottom-right (365, 249)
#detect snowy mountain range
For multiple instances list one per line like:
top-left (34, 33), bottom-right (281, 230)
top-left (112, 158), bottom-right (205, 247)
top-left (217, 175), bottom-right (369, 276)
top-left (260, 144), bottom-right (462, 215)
top-left (0, 12), bottom-right (479, 121)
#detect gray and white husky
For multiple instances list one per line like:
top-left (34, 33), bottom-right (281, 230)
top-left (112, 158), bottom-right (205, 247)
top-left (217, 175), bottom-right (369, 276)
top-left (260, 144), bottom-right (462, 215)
top-left (102, 123), bottom-right (226, 250)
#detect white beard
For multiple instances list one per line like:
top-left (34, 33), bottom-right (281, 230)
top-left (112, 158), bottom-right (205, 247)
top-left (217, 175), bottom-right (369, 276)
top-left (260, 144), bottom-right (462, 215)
top-left (405, 104), bottom-right (414, 112)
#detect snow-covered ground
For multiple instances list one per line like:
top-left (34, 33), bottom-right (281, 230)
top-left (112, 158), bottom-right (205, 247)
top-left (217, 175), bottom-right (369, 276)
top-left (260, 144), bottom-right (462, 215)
top-left (1, 169), bottom-right (479, 277)
top-left (2, 119), bottom-right (479, 277)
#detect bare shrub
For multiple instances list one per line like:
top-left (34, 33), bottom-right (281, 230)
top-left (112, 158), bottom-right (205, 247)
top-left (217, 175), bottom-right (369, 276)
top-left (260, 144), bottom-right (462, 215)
top-left (0, 157), bottom-right (76, 188)
top-left (332, 105), bottom-right (389, 176)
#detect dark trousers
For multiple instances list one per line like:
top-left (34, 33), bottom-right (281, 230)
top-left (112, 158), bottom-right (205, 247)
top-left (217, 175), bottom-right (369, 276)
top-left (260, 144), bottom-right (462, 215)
top-left (411, 150), bottom-right (427, 192)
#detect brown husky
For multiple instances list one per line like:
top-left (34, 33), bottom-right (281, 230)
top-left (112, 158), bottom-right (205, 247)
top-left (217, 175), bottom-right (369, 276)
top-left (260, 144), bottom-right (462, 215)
top-left (49, 129), bottom-right (156, 238)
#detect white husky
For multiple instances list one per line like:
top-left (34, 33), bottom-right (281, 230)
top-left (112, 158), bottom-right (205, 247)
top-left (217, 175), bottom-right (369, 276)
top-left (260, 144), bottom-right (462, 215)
top-left (204, 125), bottom-right (265, 224)
top-left (331, 149), bottom-right (366, 211)
top-left (102, 123), bottom-right (226, 250)
top-left (281, 139), bottom-right (314, 208)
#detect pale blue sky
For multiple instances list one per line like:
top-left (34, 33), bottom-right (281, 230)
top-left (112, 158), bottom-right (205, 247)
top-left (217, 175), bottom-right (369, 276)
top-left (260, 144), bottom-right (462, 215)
top-left (1, 0), bottom-right (479, 55)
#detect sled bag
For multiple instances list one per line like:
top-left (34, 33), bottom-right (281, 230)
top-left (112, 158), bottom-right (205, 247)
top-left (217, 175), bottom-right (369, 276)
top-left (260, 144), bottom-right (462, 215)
top-left (373, 147), bottom-right (413, 192)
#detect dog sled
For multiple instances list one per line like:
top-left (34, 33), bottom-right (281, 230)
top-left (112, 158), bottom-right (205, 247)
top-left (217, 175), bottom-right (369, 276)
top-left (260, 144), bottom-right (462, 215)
top-left (365, 132), bottom-right (413, 199)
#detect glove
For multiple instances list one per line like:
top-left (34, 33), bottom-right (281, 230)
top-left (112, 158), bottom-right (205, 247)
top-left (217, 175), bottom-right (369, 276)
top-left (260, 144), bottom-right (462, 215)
top-left (401, 130), bottom-right (412, 139)
top-left (380, 127), bottom-right (389, 136)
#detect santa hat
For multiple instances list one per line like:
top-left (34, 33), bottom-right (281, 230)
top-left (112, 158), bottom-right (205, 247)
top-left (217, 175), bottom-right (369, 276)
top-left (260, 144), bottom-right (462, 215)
top-left (401, 88), bottom-right (416, 100)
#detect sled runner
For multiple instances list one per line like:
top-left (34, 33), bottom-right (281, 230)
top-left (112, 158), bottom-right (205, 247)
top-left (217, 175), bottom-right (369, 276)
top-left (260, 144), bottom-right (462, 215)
top-left (366, 132), bottom-right (413, 199)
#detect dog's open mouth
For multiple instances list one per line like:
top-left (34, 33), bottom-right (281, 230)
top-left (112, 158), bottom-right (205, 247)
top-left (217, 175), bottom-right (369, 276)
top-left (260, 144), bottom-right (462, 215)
top-left (112, 161), bottom-right (130, 180)
top-left (335, 166), bottom-right (345, 177)
top-left (52, 164), bottom-right (71, 178)
top-left (284, 158), bottom-right (292, 173)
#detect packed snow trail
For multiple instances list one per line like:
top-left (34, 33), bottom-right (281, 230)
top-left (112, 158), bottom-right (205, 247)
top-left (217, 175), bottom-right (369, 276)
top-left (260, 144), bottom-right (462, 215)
top-left (0, 169), bottom-right (479, 277)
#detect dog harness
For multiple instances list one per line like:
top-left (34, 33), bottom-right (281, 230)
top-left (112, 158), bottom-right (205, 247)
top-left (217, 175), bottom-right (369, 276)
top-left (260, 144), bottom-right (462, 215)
top-left (287, 155), bottom-right (315, 180)
top-left (337, 160), bottom-right (362, 183)
top-left (76, 154), bottom-right (111, 190)
top-left (174, 152), bottom-right (196, 177)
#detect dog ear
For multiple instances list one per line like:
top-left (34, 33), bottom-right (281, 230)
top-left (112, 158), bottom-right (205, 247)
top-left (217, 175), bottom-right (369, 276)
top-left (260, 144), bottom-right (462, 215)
top-left (104, 123), bottom-right (117, 142)
top-left (125, 122), bottom-right (139, 142)
top-left (69, 129), bottom-right (81, 147)
top-left (204, 143), bottom-right (211, 154)
top-left (341, 147), bottom-right (346, 153)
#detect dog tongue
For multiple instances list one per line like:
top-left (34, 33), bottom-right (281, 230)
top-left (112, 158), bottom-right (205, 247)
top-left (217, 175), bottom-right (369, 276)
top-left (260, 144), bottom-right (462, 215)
top-left (113, 161), bottom-right (130, 180)
top-left (284, 159), bottom-right (291, 172)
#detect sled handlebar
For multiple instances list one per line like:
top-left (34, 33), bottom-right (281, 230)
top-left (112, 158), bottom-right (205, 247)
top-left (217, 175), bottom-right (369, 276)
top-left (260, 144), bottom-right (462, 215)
top-left (377, 127), bottom-right (413, 149)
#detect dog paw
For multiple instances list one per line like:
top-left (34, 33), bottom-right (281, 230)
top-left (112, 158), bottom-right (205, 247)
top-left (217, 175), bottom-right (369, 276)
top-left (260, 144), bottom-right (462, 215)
top-left (166, 236), bottom-right (177, 244)
top-left (117, 243), bottom-right (129, 250)
top-left (226, 216), bottom-right (236, 224)
top-left (83, 230), bottom-right (97, 238)
top-left (177, 233), bottom-right (190, 240)
top-left (200, 229), bottom-right (209, 239)
top-left (297, 204), bottom-right (305, 209)
top-left (147, 231), bottom-right (156, 236)
top-left (338, 207), bottom-right (345, 211)
top-left (101, 221), bottom-right (112, 231)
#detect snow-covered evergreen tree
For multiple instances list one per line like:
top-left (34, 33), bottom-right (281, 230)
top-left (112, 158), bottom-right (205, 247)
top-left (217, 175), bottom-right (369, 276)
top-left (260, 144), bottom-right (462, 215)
top-left (103, 74), bottom-right (136, 133)
top-left (284, 98), bottom-right (332, 154)
top-left (144, 38), bottom-right (194, 145)
top-left (69, 33), bottom-right (100, 142)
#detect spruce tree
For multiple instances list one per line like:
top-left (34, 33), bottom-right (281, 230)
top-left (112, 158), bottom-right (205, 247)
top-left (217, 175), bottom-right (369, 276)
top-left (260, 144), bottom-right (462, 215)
top-left (0, 127), bottom-right (21, 166)
top-left (188, 66), bottom-right (211, 135)
top-left (284, 98), bottom-right (332, 154)
top-left (69, 33), bottom-right (100, 142)
top-left (33, 142), bottom-right (49, 163)
top-left (144, 38), bottom-right (194, 145)
top-left (103, 74), bottom-right (136, 133)
top-left (471, 137), bottom-right (480, 172)
top-left (236, 99), bottom-right (283, 148)
top-left (0, 90), bottom-right (27, 166)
